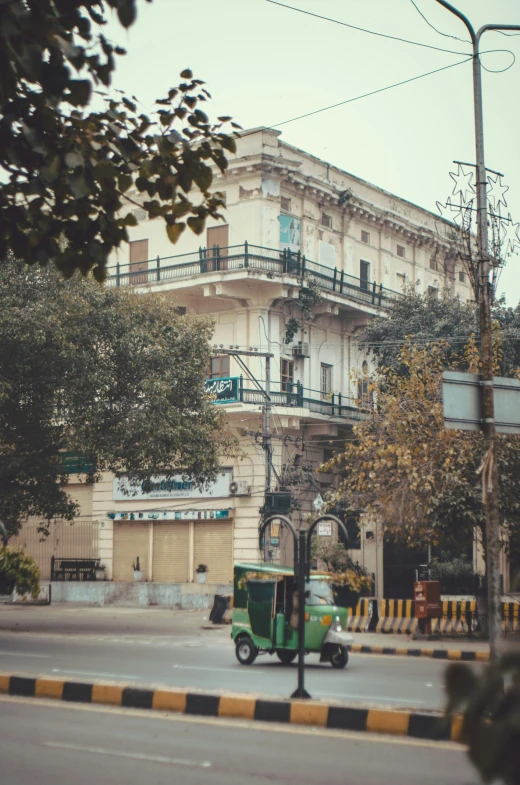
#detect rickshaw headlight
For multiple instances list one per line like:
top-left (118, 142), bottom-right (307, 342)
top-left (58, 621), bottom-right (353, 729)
top-left (333, 615), bottom-right (343, 632)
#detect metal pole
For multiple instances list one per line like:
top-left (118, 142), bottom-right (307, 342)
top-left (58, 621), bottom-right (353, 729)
top-left (263, 355), bottom-right (272, 492)
top-left (291, 529), bottom-right (311, 699)
top-left (434, 1), bottom-right (520, 659)
top-left (0, 521), bottom-right (7, 546)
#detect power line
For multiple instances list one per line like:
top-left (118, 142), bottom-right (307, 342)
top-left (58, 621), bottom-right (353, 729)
top-left (262, 57), bottom-right (472, 131)
top-left (408, 0), bottom-right (469, 44)
top-left (265, 0), bottom-right (472, 56)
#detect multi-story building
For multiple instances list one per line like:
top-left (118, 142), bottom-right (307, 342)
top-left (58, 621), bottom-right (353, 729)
top-left (13, 127), bottom-right (481, 598)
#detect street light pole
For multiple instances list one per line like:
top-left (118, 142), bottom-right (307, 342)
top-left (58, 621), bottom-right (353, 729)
top-left (434, 1), bottom-right (520, 658)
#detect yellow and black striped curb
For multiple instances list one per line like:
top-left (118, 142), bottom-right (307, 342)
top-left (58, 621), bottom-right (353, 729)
top-left (348, 644), bottom-right (490, 662)
top-left (0, 671), bottom-right (462, 743)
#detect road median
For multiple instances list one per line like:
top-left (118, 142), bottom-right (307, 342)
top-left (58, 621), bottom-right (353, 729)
top-left (0, 670), bottom-right (461, 743)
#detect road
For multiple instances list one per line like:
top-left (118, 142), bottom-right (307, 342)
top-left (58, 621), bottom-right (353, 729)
top-left (1, 697), bottom-right (476, 785)
top-left (0, 624), bottom-right (464, 710)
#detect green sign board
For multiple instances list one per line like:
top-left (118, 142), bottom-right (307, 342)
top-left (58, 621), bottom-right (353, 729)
top-left (204, 377), bottom-right (239, 404)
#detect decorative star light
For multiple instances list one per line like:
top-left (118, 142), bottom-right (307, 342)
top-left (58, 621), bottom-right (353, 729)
top-left (500, 213), bottom-right (520, 256)
top-left (449, 164), bottom-right (475, 205)
top-left (487, 173), bottom-right (509, 213)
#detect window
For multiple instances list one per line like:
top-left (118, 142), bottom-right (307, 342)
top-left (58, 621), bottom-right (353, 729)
top-left (427, 286), bottom-right (438, 299)
top-left (397, 244), bottom-right (406, 258)
top-left (280, 359), bottom-right (294, 393)
top-left (281, 196), bottom-right (291, 212)
top-left (361, 230), bottom-right (370, 244)
top-left (321, 213), bottom-right (331, 228)
top-left (208, 355), bottom-right (230, 379)
top-left (459, 270), bottom-right (466, 283)
top-left (321, 363), bottom-right (332, 400)
top-left (358, 362), bottom-right (372, 409)
top-left (429, 258), bottom-right (438, 271)
top-left (360, 260), bottom-right (370, 291)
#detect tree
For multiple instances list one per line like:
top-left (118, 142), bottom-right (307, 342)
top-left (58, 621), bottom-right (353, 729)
top-left (0, 256), bottom-right (232, 538)
top-left (0, 1), bottom-right (239, 280)
top-left (363, 288), bottom-right (520, 378)
top-left (323, 338), bottom-right (520, 560)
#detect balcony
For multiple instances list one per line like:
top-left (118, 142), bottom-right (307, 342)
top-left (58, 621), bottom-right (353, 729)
top-left (204, 377), bottom-right (366, 422)
top-left (107, 243), bottom-right (402, 310)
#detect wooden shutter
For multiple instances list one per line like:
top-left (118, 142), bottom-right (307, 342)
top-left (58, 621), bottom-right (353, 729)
top-left (113, 521), bottom-right (150, 581)
top-left (206, 226), bottom-right (229, 271)
top-left (193, 521), bottom-right (233, 583)
top-left (152, 523), bottom-right (190, 582)
top-left (129, 239), bottom-right (149, 284)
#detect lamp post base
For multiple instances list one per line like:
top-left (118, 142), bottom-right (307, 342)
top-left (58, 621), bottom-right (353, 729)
top-left (291, 686), bottom-right (312, 699)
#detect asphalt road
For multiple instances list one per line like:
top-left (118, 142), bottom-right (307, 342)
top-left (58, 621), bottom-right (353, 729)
top-left (1, 698), bottom-right (477, 785)
top-left (0, 625), bottom-right (461, 710)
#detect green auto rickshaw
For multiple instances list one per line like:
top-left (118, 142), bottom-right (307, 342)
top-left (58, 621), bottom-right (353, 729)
top-left (231, 562), bottom-right (353, 668)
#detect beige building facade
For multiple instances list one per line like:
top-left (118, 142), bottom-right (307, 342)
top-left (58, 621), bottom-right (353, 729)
top-left (16, 128), bottom-right (479, 595)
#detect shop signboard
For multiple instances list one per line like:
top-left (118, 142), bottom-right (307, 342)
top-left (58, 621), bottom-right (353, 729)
top-left (108, 509), bottom-right (231, 521)
top-left (114, 470), bottom-right (232, 501)
top-left (204, 377), bottom-right (239, 404)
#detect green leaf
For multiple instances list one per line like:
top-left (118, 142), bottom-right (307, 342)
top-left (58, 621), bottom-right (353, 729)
top-left (219, 135), bottom-right (237, 154)
top-left (217, 116), bottom-right (232, 122)
top-left (41, 156), bottom-right (61, 183)
top-left (187, 216), bottom-right (205, 235)
top-left (68, 80), bottom-right (92, 106)
top-left (69, 173), bottom-right (90, 199)
top-left (166, 222), bottom-right (185, 244)
top-left (180, 69), bottom-right (193, 79)
top-left (117, 0), bottom-right (137, 28)
top-left (117, 173), bottom-right (133, 193)
top-left (193, 164), bottom-right (213, 193)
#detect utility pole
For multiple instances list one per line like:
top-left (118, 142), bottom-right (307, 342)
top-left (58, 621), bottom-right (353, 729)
top-left (262, 354), bottom-right (272, 492)
top-left (435, 1), bottom-right (520, 658)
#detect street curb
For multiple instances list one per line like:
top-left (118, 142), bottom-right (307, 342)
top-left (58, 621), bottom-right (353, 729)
top-left (0, 671), bottom-right (462, 743)
top-left (349, 644), bottom-right (490, 662)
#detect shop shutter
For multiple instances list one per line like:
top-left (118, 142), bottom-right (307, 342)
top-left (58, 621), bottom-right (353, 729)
top-left (10, 517), bottom-right (98, 580)
top-left (152, 523), bottom-right (190, 583)
top-left (113, 521), bottom-right (150, 581)
top-left (193, 521), bottom-right (233, 584)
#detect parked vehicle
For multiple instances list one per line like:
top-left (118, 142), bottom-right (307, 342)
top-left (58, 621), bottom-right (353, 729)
top-left (231, 562), bottom-right (353, 668)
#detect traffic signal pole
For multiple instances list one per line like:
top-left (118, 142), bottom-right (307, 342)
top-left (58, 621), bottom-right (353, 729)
top-left (435, 1), bottom-right (520, 658)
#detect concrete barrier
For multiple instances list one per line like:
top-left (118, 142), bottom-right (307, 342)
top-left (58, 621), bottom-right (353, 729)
top-left (346, 599), bottom-right (375, 632)
top-left (48, 581), bottom-right (232, 608)
top-left (376, 600), bottom-right (417, 634)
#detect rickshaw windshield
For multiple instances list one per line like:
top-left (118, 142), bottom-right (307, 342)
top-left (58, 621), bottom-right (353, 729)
top-left (305, 580), bottom-right (334, 606)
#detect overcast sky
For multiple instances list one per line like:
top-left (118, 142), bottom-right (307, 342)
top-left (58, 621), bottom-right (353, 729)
top-left (107, 0), bottom-right (520, 305)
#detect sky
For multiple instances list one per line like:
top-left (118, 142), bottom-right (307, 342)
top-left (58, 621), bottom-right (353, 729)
top-left (106, 0), bottom-right (520, 305)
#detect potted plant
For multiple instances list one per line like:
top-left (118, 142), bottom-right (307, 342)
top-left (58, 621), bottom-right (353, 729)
top-left (195, 563), bottom-right (208, 584)
top-left (94, 564), bottom-right (106, 581)
top-left (132, 557), bottom-right (143, 582)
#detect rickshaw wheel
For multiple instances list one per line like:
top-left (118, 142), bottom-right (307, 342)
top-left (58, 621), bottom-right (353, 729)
top-left (330, 646), bottom-right (349, 669)
top-left (235, 636), bottom-right (258, 665)
top-left (276, 649), bottom-right (298, 665)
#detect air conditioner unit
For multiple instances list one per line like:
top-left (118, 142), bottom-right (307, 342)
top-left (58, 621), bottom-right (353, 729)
top-left (229, 480), bottom-right (251, 496)
top-left (292, 341), bottom-right (310, 358)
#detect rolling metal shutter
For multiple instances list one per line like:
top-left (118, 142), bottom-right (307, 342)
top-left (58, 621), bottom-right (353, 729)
top-left (10, 518), bottom-right (99, 581)
top-left (113, 521), bottom-right (150, 581)
top-left (152, 523), bottom-right (190, 583)
top-left (193, 521), bottom-right (233, 584)
top-left (68, 483), bottom-right (93, 519)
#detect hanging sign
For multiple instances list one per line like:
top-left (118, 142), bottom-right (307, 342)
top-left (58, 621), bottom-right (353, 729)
top-left (318, 521), bottom-right (332, 536)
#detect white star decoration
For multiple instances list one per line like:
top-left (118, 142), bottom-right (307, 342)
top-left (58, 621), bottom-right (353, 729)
top-left (449, 164), bottom-right (475, 205)
top-left (500, 214), bottom-right (520, 256)
top-left (487, 174), bottom-right (509, 213)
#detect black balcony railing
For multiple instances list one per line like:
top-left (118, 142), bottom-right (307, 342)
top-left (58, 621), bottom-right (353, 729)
top-left (107, 242), bottom-right (402, 309)
top-left (238, 379), bottom-right (365, 421)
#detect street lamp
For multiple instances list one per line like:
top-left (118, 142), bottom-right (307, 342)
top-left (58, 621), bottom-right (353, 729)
top-left (259, 513), bottom-right (349, 699)
top-left (434, 1), bottom-right (520, 659)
